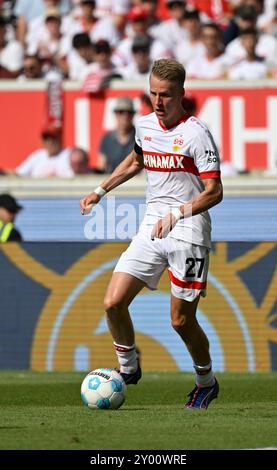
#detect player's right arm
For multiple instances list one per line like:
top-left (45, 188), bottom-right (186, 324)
top-left (80, 149), bottom-right (143, 214)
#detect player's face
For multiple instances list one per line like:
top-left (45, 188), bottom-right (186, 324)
top-left (150, 74), bottom-right (184, 125)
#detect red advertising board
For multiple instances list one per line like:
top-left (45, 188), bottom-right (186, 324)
top-left (0, 81), bottom-right (276, 171)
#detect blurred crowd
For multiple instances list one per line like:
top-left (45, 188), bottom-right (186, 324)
top-left (0, 0), bottom-right (276, 179)
top-left (0, 0), bottom-right (276, 84)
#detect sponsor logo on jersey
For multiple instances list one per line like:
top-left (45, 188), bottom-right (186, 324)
top-left (143, 152), bottom-right (198, 174)
top-left (205, 150), bottom-right (219, 163)
top-left (144, 154), bottom-right (184, 169)
top-left (144, 136), bottom-right (152, 141)
top-left (208, 157), bottom-right (219, 163)
top-left (205, 150), bottom-right (217, 157)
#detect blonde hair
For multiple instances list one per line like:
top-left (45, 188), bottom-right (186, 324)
top-left (151, 59), bottom-right (186, 89)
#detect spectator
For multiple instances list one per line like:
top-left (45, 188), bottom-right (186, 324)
top-left (94, 0), bottom-right (113, 18)
top-left (225, 5), bottom-right (277, 65)
top-left (263, 1), bottom-right (277, 38)
top-left (59, 0), bottom-right (98, 57)
top-left (69, 147), bottom-right (90, 174)
top-left (93, 1), bottom-right (130, 19)
top-left (175, 8), bottom-right (205, 67)
top-left (18, 55), bottom-right (43, 79)
top-left (0, 194), bottom-right (23, 242)
top-left (79, 0), bottom-right (98, 32)
top-left (27, 8), bottom-right (62, 60)
top-left (64, 32), bottom-right (95, 79)
top-left (98, 97), bottom-right (136, 173)
top-left (187, 23), bottom-right (229, 79)
top-left (23, 8), bottom-right (63, 80)
top-left (190, 0), bottom-right (232, 26)
top-left (151, 0), bottom-right (188, 50)
top-left (16, 126), bottom-right (73, 177)
top-left (18, 53), bottom-right (62, 81)
top-left (112, 5), bottom-right (171, 68)
top-left (14, 0), bottom-right (72, 45)
top-left (90, 2), bottom-right (129, 48)
top-left (139, 0), bottom-right (161, 34)
top-left (241, 0), bottom-right (275, 31)
top-left (82, 39), bottom-right (120, 93)
top-left (0, 16), bottom-right (24, 77)
top-left (223, 4), bottom-right (259, 45)
top-left (0, 1), bottom-right (16, 24)
top-left (118, 35), bottom-right (152, 80)
top-left (228, 28), bottom-right (269, 78)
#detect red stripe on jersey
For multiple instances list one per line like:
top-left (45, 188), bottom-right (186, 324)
top-left (200, 170), bottom-right (221, 179)
top-left (143, 152), bottom-right (199, 175)
top-left (158, 113), bottom-right (190, 131)
top-left (168, 270), bottom-right (207, 290)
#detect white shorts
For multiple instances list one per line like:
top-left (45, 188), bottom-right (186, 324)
top-left (114, 227), bottom-right (209, 302)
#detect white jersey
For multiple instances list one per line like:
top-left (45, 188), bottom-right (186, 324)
top-left (228, 59), bottom-right (268, 80)
top-left (16, 148), bottom-right (73, 178)
top-left (186, 53), bottom-right (229, 80)
top-left (225, 34), bottom-right (277, 67)
top-left (135, 112), bottom-right (221, 248)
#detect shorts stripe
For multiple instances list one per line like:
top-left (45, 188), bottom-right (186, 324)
top-left (168, 269), bottom-right (207, 290)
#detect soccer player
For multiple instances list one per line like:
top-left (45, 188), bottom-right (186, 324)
top-left (80, 59), bottom-right (223, 409)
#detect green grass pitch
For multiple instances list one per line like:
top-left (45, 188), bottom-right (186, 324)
top-left (0, 372), bottom-right (276, 450)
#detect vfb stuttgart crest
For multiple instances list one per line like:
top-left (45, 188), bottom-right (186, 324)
top-left (173, 136), bottom-right (184, 152)
top-left (173, 137), bottom-right (184, 147)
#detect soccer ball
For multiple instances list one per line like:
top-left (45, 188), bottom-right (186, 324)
top-left (81, 368), bottom-right (127, 410)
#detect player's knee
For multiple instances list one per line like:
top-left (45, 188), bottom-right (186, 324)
top-left (171, 315), bottom-right (188, 332)
top-left (103, 295), bottom-right (125, 314)
top-left (171, 310), bottom-right (197, 333)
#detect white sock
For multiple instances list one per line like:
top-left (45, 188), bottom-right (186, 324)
top-left (114, 342), bottom-right (138, 374)
top-left (194, 362), bottom-right (215, 387)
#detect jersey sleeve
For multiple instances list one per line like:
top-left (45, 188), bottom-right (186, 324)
top-left (191, 123), bottom-right (221, 179)
top-left (134, 123), bottom-right (143, 156)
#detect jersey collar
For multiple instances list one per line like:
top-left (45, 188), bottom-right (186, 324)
top-left (157, 112), bottom-right (190, 131)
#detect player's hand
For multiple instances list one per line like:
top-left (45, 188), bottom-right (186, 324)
top-left (151, 213), bottom-right (178, 240)
top-left (80, 192), bottom-right (101, 215)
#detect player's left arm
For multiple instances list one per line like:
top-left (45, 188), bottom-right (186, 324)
top-left (151, 177), bottom-right (222, 239)
top-left (187, 123), bottom-right (223, 215)
top-left (183, 177), bottom-right (223, 216)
